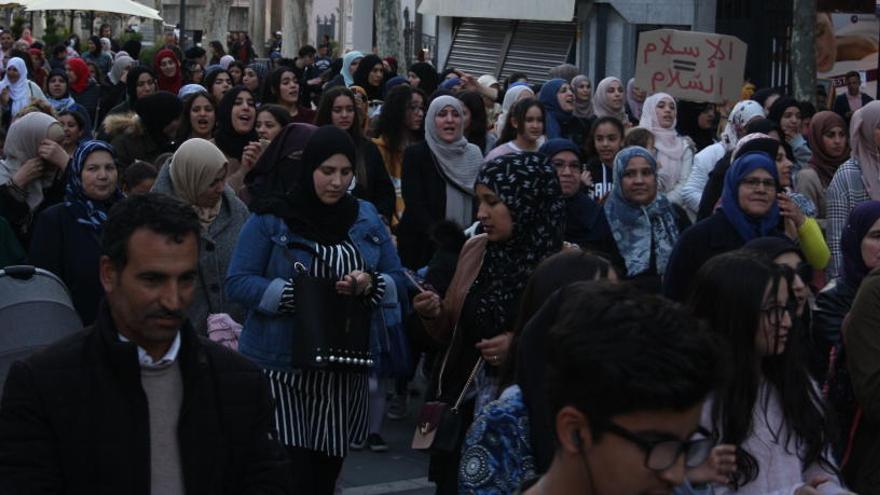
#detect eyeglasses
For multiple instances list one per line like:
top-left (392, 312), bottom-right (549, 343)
top-left (604, 422), bottom-right (714, 472)
top-left (551, 159), bottom-right (583, 172)
top-left (740, 178), bottom-right (777, 190)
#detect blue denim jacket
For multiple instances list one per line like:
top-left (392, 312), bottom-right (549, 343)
top-left (225, 200), bottom-right (405, 370)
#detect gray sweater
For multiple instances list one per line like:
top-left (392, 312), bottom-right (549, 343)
top-left (152, 165), bottom-right (249, 334)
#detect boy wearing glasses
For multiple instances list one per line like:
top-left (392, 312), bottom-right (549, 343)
top-left (522, 282), bottom-right (729, 495)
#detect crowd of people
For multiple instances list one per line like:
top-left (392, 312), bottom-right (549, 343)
top-left (0, 22), bottom-right (877, 495)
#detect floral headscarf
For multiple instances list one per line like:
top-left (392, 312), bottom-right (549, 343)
top-left (604, 146), bottom-right (679, 276)
top-left (64, 140), bottom-right (123, 232)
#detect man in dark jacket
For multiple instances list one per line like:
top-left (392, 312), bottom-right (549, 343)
top-left (0, 193), bottom-right (292, 494)
top-left (833, 71), bottom-right (873, 122)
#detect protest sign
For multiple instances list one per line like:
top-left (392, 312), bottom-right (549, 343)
top-left (635, 29), bottom-right (747, 103)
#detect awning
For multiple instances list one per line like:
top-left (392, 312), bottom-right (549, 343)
top-left (25, 0), bottom-right (162, 21)
top-left (417, 0), bottom-right (576, 22)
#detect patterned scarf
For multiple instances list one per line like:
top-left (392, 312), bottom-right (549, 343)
top-left (604, 146), bottom-right (680, 277)
top-left (472, 152), bottom-right (565, 335)
top-left (64, 140), bottom-right (123, 232)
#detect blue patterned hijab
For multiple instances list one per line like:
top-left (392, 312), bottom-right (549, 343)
top-left (64, 140), bottom-right (124, 232)
top-left (604, 146), bottom-right (680, 277)
top-left (472, 152), bottom-right (565, 335)
top-left (720, 151), bottom-right (780, 242)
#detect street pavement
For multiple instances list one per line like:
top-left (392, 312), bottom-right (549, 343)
top-left (339, 393), bottom-right (435, 495)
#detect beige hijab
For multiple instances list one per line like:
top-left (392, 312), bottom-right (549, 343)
top-left (169, 138), bottom-right (228, 228)
top-left (0, 112), bottom-right (65, 211)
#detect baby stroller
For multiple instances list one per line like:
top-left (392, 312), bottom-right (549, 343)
top-left (0, 265), bottom-right (83, 397)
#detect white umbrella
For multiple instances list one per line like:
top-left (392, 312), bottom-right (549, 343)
top-left (25, 0), bottom-right (162, 21)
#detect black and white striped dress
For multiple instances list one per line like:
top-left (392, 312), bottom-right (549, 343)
top-left (265, 240), bottom-right (385, 458)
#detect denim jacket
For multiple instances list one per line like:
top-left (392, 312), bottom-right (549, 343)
top-left (225, 200), bottom-right (405, 370)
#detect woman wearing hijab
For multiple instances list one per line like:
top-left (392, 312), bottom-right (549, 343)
top-left (539, 138), bottom-right (616, 257)
top-left (663, 150), bottom-right (782, 301)
top-left (797, 111), bottom-right (849, 227)
top-left (624, 78), bottom-right (645, 124)
top-left (107, 91), bottom-right (182, 168)
top-left (676, 100), bottom-right (718, 152)
top-left (768, 96), bottom-right (812, 172)
top-left (827, 100), bottom-right (880, 278)
top-left (592, 76), bottom-right (629, 125)
top-left (65, 57), bottom-right (101, 122)
top-left (682, 99), bottom-right (765, 215)
top-left (242, 62), bottom-right (267, 98)
top-left (106, 65), bottom-right (156, 117)
top-left (639, 92), bottom-right (696, 215)
top-left (97, 55), bottom-right (135, 124)
top-left (330, 50), bottom-right (364, 88)
top-left (605, 146), bottom-right (690, 292)
top-left (351, 54), bottom-right (386, 101)
top-left (0, 56), bottom-right (46, 125)
top-left (46, 69), bottom-right (81, 114)
top-left (0, 112), bottom-right (70, 245)
top-left (571, 74), bottom-right (593, 120)
top-left (494, 84), bottom-right (535, 138)
top-left (29, 140), bottom-right (121, 325)
top-left (152, 138), bottom-right (248, 334)
top-left (412, 152), bottom-right (565, 495)
top-left (226, 125), bottom-right (404, 494)
top-left (407, 61), bottom-right (439, 96)
top-left (398, 95), bottom-right (483, 269)
top-left (81, 36), bottom-right (111, 77)
top-left (537, 78), bottom-right (586, 147)
top-left (153, 48), bottom-right (183, 95)
top-left (218, 54), bottom-right (234, 70)
top-left (212, 86), bottom-right (258, 193)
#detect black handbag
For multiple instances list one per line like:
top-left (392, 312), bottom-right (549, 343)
top-left (285, 242), bottom-right (374, 370)
top-left (412, 323), bottom-right (484, 454)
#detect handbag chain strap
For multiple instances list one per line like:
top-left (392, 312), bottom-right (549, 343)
top-left (435, 324), bottom-right (484, 413)
top-left (452, 358), bottom-right (484, 413)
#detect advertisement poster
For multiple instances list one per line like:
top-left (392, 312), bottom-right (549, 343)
top-left (816, 12), bottom-right (879, 98)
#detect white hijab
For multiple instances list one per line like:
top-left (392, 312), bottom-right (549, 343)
top-left (639, 93), bottom-right (688, 193)
top-left (425, 96), bottom-right (484, 228)
top-left (0, 57), bottom-right (30, 118)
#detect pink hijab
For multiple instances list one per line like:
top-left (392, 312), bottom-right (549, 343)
top-left (639, 92), bottom-right (688, 193)
top-left (850, 100), bottom-right (880, 200)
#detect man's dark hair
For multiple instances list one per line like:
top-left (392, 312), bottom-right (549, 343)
top-left (102, 193), bottom-right (200, 268)
top-left (545, 281), bottom-right (723, 439)
top-left (123, 160), bottom-right (159, 191)
top-left (298, 45), bottom-right (317, 58)
top-left (846, 70), bottom-right (860, 82)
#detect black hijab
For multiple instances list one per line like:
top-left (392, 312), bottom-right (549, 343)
top-left (408, 62), bottom-right (439, 95)
top-left (126, 65), bottom-right (155, 105)
top-left (134, 91), bottom-right (182, 149)
top-left (214, 86), bottom-right (259, 160)
top-left (247, 122), bottom-right (318, 209)
top-left (352, 54), bottom-right (386, 100)
top-left (278, 125), bottom-right (360, 244)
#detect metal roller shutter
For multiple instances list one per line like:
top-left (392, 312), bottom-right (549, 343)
top-left (500, 21), bottom-right (576, 84)
top-left (444, 18), bottom-right (513, 77)
top-left (445, 18), bottom-right (576, 84)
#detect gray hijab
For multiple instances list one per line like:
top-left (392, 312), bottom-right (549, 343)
top-left (424, 95), bottom-right (484, 228)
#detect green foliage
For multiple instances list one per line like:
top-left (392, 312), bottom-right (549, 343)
top-left (11, 16), bottom-right (25, 40)
top-left (42, 15), bottom-right (70, 49)
top-left (119, 31), bottom-right (143, 45)
top-left (139, 43), bottom-right (159, 65)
